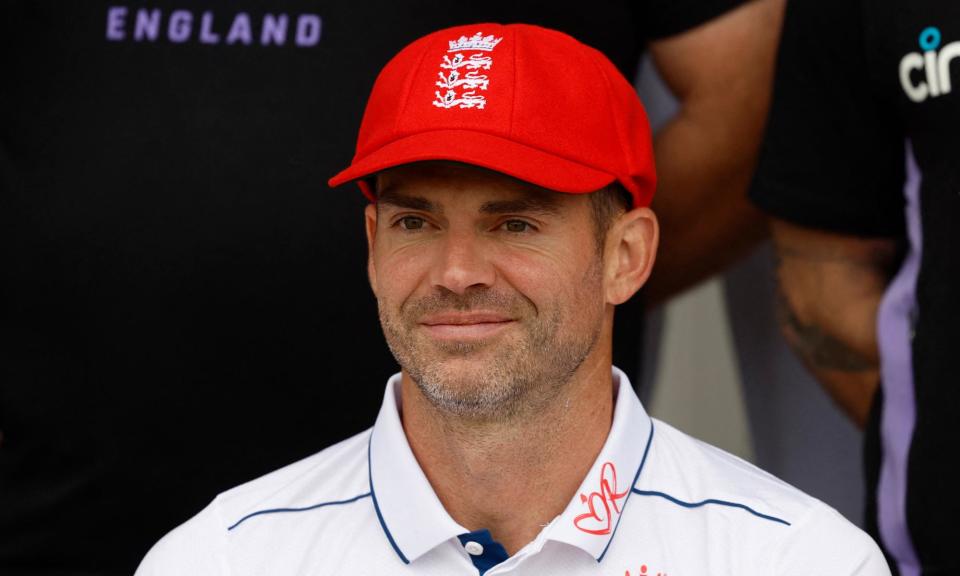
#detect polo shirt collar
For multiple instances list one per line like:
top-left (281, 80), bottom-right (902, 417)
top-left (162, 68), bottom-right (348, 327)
top-left (368, 367), bottom-right (654, 565)
top-left (543, 366), bottom-right (654, 561)
top-left (368, 374), bottom-right (468, 564)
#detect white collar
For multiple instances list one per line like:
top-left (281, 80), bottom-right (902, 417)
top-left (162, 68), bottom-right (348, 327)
top-left (367, 366), bottom-right (654, 564)
top-left (367, 375), bottom-right (468, 564)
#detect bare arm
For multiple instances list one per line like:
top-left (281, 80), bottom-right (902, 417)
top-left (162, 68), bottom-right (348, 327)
top-left (771, 219), bottom-right (899, 428)
top-left (644, 0), bottom-right (784, 306)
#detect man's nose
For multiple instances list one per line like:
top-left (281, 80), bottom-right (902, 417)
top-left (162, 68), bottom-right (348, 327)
top-left (429, 230), bottom-right (495, 295)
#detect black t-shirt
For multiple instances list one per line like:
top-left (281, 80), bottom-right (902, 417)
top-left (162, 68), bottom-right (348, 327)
top-left (751, 0), bottom-right (960, 573)
top-left (1, 1), bottom-right (743, 573)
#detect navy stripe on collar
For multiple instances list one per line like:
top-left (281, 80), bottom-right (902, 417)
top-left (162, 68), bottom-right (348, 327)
top-left (368, 430), bottom-right (411, 564)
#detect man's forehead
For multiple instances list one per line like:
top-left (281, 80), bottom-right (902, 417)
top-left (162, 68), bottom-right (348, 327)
top-left (375, 161), bottom-right (569, 214)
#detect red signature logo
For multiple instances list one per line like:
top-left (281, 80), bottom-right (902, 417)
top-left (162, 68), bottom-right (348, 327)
top-left (573, 461), bottom-right (629, 535)
top-left (625, 564), bottom-right (667, 576)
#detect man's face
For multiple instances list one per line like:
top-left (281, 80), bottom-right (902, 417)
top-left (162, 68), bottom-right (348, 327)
top-left (365, 162), bottom-right (612, 421)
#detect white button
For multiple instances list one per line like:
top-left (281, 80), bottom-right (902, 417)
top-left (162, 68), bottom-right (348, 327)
top-left (464, 541), bottom-right (484, 556)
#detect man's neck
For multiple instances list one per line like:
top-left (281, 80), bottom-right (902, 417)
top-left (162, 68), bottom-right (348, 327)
top-left (399, 355), bottom-right (615, 556)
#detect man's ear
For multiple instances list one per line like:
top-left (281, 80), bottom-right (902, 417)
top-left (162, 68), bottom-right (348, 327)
top-left (603, 207), bottom-right (659, 305)
top-left (364, 203), bottom-right (379, 295)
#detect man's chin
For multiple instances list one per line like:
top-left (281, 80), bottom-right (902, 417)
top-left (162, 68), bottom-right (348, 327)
top-left (405, 352), bottom-right (512, 391)
top-left (407, 362), bottom-right (525, 419)
top-left (418, 352), bottom-right (501, 375)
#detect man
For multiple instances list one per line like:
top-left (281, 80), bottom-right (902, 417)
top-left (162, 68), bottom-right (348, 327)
top-left (0, 3), bottom-right (781, 572)
top-left (750, 1), bottom-right (960, 574)
top-left (136, 24), bottom-right (886, 575)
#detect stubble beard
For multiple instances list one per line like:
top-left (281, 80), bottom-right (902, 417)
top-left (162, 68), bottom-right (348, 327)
top-left (378, 266), bottom-right (605, 422)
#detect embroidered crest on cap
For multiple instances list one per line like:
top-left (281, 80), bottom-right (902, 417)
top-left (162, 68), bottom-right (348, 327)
top-left (433, 32), bottom-right (502, 110)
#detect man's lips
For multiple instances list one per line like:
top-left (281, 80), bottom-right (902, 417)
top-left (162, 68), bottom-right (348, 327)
top-left (418, 312), bottom-right (515, 339)
top-left (420, 312), bottom-right (513, 325)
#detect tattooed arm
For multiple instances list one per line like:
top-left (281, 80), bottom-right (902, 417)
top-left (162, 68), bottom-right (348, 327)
top-left (771, 218), bottom-right (900, 429)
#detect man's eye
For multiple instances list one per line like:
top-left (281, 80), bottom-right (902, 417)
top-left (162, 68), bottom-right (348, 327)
top-left (502, 220), bottom-right (532, 233)
top-left (398, 216), bottom-right (426, 230)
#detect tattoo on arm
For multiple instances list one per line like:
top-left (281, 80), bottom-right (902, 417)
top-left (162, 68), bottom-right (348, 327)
top-left (775, 289), bottom-right (876, 372)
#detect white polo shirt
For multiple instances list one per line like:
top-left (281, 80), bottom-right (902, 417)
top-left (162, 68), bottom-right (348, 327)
top-left (136, 368), bottom-right (889, 575)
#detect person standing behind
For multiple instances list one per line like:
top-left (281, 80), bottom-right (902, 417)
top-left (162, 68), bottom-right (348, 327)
top-left (751, 0), bottom-right (960, 573)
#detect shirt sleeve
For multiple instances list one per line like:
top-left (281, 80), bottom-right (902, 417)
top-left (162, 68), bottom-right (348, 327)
top-left (134, 500), bottom-right (228, 576)
top-left (637, 0), bottom-right (750, 40)
top-left (767, 503), bottom-right (892, 576)
top-left (750, 0), bottom-right (906, 237)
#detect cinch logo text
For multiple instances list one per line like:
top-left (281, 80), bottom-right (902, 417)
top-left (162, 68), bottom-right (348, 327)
top-left (899, 26), bottom-right (960, 102)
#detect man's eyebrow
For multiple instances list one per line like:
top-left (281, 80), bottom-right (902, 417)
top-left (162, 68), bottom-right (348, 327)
top-left (479, 196), bottom-right (562, 216)
top-left (377, 188), bottom-right (439, 213)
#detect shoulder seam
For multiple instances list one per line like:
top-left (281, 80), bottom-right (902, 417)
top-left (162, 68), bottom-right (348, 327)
top-left (227, 492), bottom-right (372, 531)
top-left (630, 489), bottom-right (791, 526)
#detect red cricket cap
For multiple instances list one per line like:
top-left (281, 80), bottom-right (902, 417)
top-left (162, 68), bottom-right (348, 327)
top-left (328, 23), bottom-right (656, 207)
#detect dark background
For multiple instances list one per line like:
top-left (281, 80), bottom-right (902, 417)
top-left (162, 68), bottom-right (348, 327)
top-left (0, 1), bottom-right (735, 573)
